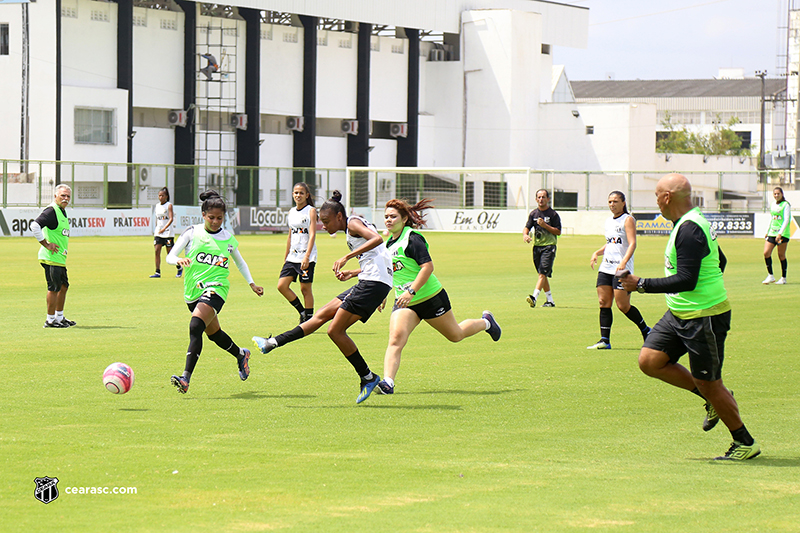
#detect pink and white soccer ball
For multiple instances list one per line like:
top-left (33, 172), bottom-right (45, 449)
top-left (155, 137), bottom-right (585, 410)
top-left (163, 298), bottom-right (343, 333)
top-left (103, 362), bottom-right (135, 394)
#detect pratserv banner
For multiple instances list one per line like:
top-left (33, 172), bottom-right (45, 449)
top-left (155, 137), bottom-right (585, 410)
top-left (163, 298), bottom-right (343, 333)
top-left (0, 207), bottom-right (239, 237)
top-left (636, 212), bottom-right (755, 236)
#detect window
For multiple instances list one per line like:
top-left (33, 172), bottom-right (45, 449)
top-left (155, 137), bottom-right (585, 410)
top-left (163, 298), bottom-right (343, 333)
top-left (586, 125), bottom-right (594, 135)
top-left (1, 24), bottom-right (9, 56)
top-left (74, 108), bottom-right (116, 144)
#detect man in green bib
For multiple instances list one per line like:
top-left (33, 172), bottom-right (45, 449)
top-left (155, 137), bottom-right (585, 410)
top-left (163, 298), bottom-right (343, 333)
top-left (620, 174), bottom-right (759, 461)
top-left (31, 184), bottom-right (75, 328)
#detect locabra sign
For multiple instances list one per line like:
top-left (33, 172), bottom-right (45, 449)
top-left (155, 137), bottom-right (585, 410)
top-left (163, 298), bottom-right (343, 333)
top-left (238, 207), bottom-right (291, 233)
top-left (426, 209), bottom-right (528, 233)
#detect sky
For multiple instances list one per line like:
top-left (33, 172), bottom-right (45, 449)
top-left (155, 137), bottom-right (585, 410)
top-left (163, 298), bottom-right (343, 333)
top-left (555, 0), bottom-right (785, 81)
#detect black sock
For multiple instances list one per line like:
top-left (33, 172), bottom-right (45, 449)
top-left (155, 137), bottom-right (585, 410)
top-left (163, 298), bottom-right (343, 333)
top-left (765, 257), bottom-right (773, 275)
top-left (185, 316), bottom-right (205, 376)
top-left (731, 425), bottom-right (755, 446)
top-left (155, 269), bottom-right (161, 274)
top-left (275, 325), bottom-right (305, 347)
top-left (207, 329), bottom-right (240, 357)
top-left (304, 308), bottom-right (314, 317)
top-left (623, 305), bottom-right (648, 332)
top-left (289, 297), bottom-right (304, 314)
top-left (690, 387), bottom-right (706, 401)
top-left (599, 307), bottom-right (612, 342)
top-left (345, 349), bottom-right (371, 378)
top-left (781, 259), bottom-right (787, 278)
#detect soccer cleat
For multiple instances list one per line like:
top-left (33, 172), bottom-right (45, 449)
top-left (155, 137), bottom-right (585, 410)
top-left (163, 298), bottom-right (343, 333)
top-left (150, 272), bottom-right (161, 278)
top-left (641, 326), bottom-right (651, 342)
top-left (526, 295), bottom-right (536, 308)
top-left (171, 375), bottom-right (189, 394)
top-left (703, 390), bottom-right (732, 431)
top-left (356, 374), bottom-right (381, 404)
top-left (176, 269), bottom-right (183, 278)
top-left (542, 301), bottom-right (555, 308)
top-left (715, 440), bottom-right (761, 461)
top-left (377, 380), bottom-right (394, 395)
top-left (482, 311), bottom-right (502, 341)
top-left (775, 277), bottom-right (787, 285)
top-left (299, 311), bottom-right (309, 324)
top-left (61, 318), bottom-right (76, 327)
top-left (43, 320), bottom-right (69, 328)
top-left (762, 274), bottom-right (775, 284)
top-left (252, 336), bottom-right (277, 354)
top-left (587, 340), bottom-right (611, 350)
top-left (237, 349), bottom-right (251, 381)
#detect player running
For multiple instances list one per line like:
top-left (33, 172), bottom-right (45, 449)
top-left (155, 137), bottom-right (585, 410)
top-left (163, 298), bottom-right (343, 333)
top-left (377, 198), bottom-right (501, 395)
top-left (253, 191), bottom-right (392, 404)
top-left (277, 183), bottom-right (318, 323)
top-left (150, 187), bottom-right (182, 279)
top-left (587, 191), bottom-right (650, 349)
top-left (167, 190), bottom-right (264, 394)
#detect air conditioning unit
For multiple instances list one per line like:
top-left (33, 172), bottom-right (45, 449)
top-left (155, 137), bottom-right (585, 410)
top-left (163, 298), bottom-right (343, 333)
top-left (139, 166), bottom-right (150, 183)
top-left (341, 120), bottom-right (358, 135)
top-left (390, 123), bottom-right (408, 138)
top-left (168, 109), bottom-right (188, 127)
top-left (230, 113), bottom-right (248, 130)
top-left (429, 49), bottom-right (445, 62)
top-left (286, 116), bottom-right (304, 132)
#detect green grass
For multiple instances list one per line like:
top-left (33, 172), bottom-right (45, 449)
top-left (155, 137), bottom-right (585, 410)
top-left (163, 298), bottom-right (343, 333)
top-left (2, 232), bottom-right (800, 532)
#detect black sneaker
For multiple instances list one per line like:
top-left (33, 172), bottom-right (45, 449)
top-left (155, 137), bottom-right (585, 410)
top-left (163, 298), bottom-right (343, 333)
top-left (715, 440), bottom-right (760, 460)
top-left (641, 326), bottom-right (651, 342)
top-left (44, 320), bottom-right (68, 328)
top-left (62, 318), bottom-right (76, 327)
top-left (482, 310), bottom-right (501, 341)
top-left (526, 295), bottom-right (536, 308)
top-left (176, 268), bottom-right (183, 278)
top-left (377, 380), bottom-right (394, 395)
top-left (171, 375), bottom-right (189, 394)
top-left (237, 349), bottom-right (251, 381)
top-left (542, 301), bottom-right (555, 308)
top-left (299, 311), bottom-right (309, 324)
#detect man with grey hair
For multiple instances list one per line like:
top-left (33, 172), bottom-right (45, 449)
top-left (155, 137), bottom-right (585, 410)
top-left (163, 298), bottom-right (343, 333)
top-left (620, 173), bottom-right (759, 460)
top-left (31, 184), bottom-right (75, 328)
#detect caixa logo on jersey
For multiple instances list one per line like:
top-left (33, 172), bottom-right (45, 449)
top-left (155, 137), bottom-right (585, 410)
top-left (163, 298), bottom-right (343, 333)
top-left (34, 476), bottom-right (60, 504)
top-left (196, 252), bottom-right (229, 268)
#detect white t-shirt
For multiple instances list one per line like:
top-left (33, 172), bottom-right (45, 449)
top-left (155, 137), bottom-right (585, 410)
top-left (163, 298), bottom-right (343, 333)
top-left (286, 204), bottom-right (317, 263)
top-left (154, 201), bottom-right (174, 238)
top-left (346, 215), bottom-right (393, 287)
top-left (600, 213), bottom-right (634, 276)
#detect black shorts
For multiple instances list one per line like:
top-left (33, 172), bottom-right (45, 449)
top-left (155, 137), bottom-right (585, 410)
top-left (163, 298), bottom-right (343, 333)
top-left (393, 289), bottom-right (452, 320)
top-left (596, 271), bottom-right (626, 291)
top-left (279, 261), bottom-right (316, 283)
top-left (187, 292), bottom-right (226, 314)
top-left (41, 263), bottom-right (69, 292)
top-left (766, 235), bottom-right (790, 245)
top-left (337, 280), bottom-right (392, 323)
top-left (154, 236), bottom-right (175, 247)
top-left (533, 245), bottom-right (556, 277)
top-left (643, 309), bottom-right (731, 381)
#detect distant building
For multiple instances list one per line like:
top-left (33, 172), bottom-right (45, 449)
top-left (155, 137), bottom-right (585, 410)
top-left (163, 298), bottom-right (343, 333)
top-left (571, 77), bottom-right (787, 167)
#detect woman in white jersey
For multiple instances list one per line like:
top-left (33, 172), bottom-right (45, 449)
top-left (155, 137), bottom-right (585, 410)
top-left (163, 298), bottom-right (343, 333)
top-left (278, 183), bottom-right (318, 323)
top-left (587, 191), bottom-right (650, 349)
top-left (151, 187), bottom-right (182, 278)
top-left (253, 191), bottom-right (393, 404)
top-left (166, 190), bottom-right (264, 394)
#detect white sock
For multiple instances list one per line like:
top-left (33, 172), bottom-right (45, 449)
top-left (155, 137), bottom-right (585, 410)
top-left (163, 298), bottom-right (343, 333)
top-left (384, 376), bottom-right (395, 387)
top-left (532, 289), bottom-right (541, 299)
top-left (546, 291), bottom-right (553, 302)
top-left (484, 318), bottom-right (491, 330)
top-left (47, 314), bottom-right (56, 323)
top-left (55, 311), bottom-right (64, 322)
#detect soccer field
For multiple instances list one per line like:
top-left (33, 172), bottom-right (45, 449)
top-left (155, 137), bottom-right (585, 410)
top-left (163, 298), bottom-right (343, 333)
top-left (3, 232), bottom-right (800, 532)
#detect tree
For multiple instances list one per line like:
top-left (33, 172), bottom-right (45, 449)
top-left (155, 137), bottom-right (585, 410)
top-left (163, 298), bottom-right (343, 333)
top-left (656, 113), bottom-right (751, 156)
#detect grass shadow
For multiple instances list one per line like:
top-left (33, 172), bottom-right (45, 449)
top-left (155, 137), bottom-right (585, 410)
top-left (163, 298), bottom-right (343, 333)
top-left (118, 408), bottom-right (150, 412)
top-left (410, 389), bottom-right (525, 396)
top-left (694, 456), bottom-right (800, 467)
top-left (285, 404), bottom-right (462, 411)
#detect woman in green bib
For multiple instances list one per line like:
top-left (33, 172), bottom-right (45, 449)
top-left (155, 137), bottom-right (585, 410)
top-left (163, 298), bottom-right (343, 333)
top-left (166, 190), bottom-right (264, 394)
top-left (762, 186), bottom-right (791, 284)
top-left (376, 199), bottom-right (501, 395)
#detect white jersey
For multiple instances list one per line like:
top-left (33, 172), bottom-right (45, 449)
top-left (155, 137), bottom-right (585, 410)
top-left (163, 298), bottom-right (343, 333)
top-left (346, 215), bottom-right (393, 287)
top-left (286, 204), bottom-right (317, 263)
top-left (600, 213), bottom-right (634, 275)
top-left (154, 201), bottom-right (174, 238)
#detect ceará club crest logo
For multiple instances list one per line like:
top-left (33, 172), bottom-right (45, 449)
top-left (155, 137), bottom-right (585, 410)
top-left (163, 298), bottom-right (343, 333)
top-left (34, 476), bottom-right (60, 504)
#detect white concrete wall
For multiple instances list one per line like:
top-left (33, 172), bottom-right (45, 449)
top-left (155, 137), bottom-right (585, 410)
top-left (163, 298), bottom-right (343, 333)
top-left (369, 35), bottom-right (407, 122)
top-left (317, 30), bottom-right (357, 119)
top-left (537, 103), bottom-right (601, 171)
top-left (62, 0), bottom-right (118, 89)
top-left (260, 23), bottom-right (303, 116)
top-left (419, 61), bottom-right (463, 167)
top-left (133, 7), bottom-right (184, 110)
top-left (132, 127), bottom-right (174, 165)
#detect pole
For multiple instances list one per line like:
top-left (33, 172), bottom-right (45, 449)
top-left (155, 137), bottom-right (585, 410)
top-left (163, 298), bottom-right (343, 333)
top-left (20, 4), bottom-right (30, 177)
top-left (756, 70), bottom-right (767, 172)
